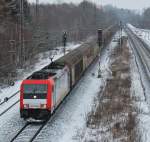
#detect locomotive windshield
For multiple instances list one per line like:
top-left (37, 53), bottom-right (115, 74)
top-left (24, 84), bottom-right (47, 94)
top-left (23, 84), bottom-right (48, 99)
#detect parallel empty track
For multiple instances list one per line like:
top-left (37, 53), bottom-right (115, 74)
top-left (10, 120), bottom-right (48, 142)
top-left (0, 91), bottom-right (20, 117)
top-left (126, 27), bottom-right (150, 82)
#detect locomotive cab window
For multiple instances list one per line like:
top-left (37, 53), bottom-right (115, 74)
top-left (23, 84), bottom-right (47, 99)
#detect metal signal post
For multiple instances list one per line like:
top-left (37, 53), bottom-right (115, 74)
top-left (98, 29), bottom-right (103, 48)
top-left (97, 29), bottom-right (103, 78)
top-left (119, 21), bottom-right (123, 48)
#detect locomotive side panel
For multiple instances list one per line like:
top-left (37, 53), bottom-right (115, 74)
top-left (53, 68), bottom-right (70, 108)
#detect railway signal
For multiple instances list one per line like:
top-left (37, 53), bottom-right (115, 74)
top-left (97, 29), bottom-right (103, 78)
top-left (97, 29), bottom-right (103, 48)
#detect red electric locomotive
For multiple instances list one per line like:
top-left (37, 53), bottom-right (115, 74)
top-left (20, 64), bottom-right (70, 119)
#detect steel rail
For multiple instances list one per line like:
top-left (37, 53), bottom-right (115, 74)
top-left (0, 91), bottom-right (19, 106)
top-left (10, 123), bottom-right (30, 142)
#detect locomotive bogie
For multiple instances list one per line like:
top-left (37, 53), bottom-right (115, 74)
top-left (20, 109), bottom-right (51, 120)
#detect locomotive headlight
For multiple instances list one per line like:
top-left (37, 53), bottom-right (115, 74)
top-left (40, 104), bottom-right (46, 109)
top-left (24, 104), bottom-right (29, 108)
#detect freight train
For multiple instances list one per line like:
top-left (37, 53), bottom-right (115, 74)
top-left (20, 26), bottom-right (117, 120)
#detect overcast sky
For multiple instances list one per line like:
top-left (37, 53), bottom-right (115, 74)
top-left (28, 0), bottom-right (150, 10)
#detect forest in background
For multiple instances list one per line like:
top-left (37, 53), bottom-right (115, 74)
top-left (140, 8), bottom-right (150, 29)
top-left (0, 0), bottom-right (119, 85)
top-left (1, 0), bottom-right (148, 85)
top-left (113, 6), bottom-right (150, 29)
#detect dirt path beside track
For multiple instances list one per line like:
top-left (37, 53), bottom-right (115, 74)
top-left (83, 38), bottom-right (137, 142)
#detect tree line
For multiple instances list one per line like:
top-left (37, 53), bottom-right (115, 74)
top-left (140, 8), bottom-right (150, 29)
top-left (0, 0), bottom-right (119, 85)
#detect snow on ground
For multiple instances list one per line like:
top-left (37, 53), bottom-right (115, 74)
top-left (127, 24), bottom-right (150, 141)
top-left (77, 32), bottom-right (130, 142)
top-left (127, 23), bottom-right (150, 46)
top-left (0, 43), bottom-right (81, 106)
top-left (127, 24), bottom-right (150, 104)
top-left (129, 39), bottom-right (150, 142)
top-left (0, 103), bottom-right (26, 142)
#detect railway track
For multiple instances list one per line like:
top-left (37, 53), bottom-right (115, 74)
top-left (10, 121), bottom-right (48, 142)
top-left (9, 90), bottom-right (70, 142)
top-left (0, 91), bottom-right (20, 117)
top-left (137, 37), bottom-right (150, 58)
top-left (0, 100), bottom-right (19, 117)
top-left (126, 27), bottom-right (150, 82)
